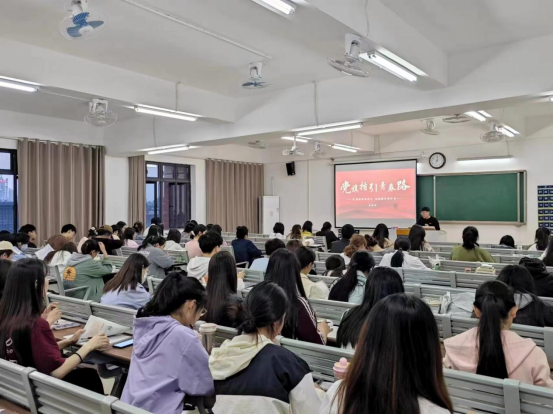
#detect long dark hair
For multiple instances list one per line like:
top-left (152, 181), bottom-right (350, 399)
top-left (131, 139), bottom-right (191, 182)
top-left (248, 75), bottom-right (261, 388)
top-left (146, 225), bottom-right (162, 238)
top-left (302, 221), bottom-right (313, 234)
top-left (336, 294), bottom-right (453, 413)
top-left (103, 253), bottom-right (149, 294)
top-left (337, 267), bottom-right (404, 349)
top-left (0, 259), bottom-right (48, 367)
top-left (236, 281), bottom-right (289, 339)
top-left (409, 225), bottom-right (426, 251)
top-left (122, 228), bottom-right (136, 245)
top-left (499, 235), bottom-right (515, 248)
top-left (321, 221), bottom-right (332, 231)
top-left (462, 226), bottom-right (480, 250)
top-left (138, 272), bottom-right (206, 318)
top-left (372, 223), bottom-right (389, 249)
top-left (496, 265), bottom-right (550, 327)
top-left (543, 237), bottom-right (553, 267)
top-left (535, 227), bottom-right (550, 251)
top-left (325, 255), bottom-right (346, 276)
top-left (205, 251), bottom-right (239, 326)
top-left (265, 248), bottom-right (309, 339)
top-left (390, 238), bottom-right (411, 268)
top-left (295, 246), bottom-right (316, 271)
top-left (133, 222), bottom-right (144, 234)
top-left (473, 280), bottom-right (516, 379)
top-left (272, 222), bottom-right (285, 235)
top-left (139, 235), bottom-right (166, 251)
top-left (44, 242), bottom-right (77, 264)
top-left (0, 259), bottom-right (12, 300)
top-left (167, 229), bottom-right (182, 244)
top-left (329, 251), bottom-right (375, 302)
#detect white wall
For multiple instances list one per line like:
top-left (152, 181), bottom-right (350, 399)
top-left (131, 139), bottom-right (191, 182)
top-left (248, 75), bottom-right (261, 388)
top-left (264, 121), bottom-right (553, 245)
top-left (105, 156), bottom-right (129, 225)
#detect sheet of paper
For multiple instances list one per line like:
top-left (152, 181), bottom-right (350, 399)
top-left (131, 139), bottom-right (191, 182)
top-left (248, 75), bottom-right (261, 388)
top-left (78, 315), bottom-right (129, 343)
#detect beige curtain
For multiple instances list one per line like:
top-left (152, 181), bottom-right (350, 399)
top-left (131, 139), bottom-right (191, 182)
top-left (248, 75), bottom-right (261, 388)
top-left (206, 159), bottom-right (264, 233)
top-left (128, 155), bottom-right (146, 226)
top-left (18, 139), bottom-right (105, 242)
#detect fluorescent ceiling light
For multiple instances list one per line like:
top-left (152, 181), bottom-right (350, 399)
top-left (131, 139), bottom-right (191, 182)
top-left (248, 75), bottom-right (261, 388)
top-left (281, 136), bottom-right (308, 143)
top-left (138, 144), bottom-right (189, 152)
top-left (0, 76), bottom-right (40, 86)
top-left (478, 110), bottom-right (492, 118)
top-left (135, 106), bottom-right (199, 121)
top-left (457, 155), bottom-right (512, 162)
top-left (148, 146), bottom-right (198, 155)
top-left (252, 0), bottom-right (295, 15)
top-left (293, 120), bottom-right (361, 132)
top-left (549, 96), bottom-right (553, 102)
top-left (465, 111), bottom-right (486, 122)
top-left (297, 124), bottom-right (362, 136)
top-left (0, 79), bottom-right (38, 93)
top-left (497, 127), bottom-right (514, 138)
top-left (502, 124), bottom-right (520, 135)
top-left (360, 51), bottom-right (417, 82)
top-left (331, 145), bottom-right (357, 153)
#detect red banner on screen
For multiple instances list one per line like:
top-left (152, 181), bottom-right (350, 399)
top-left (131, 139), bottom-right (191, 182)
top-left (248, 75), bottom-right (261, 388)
top-left (335, 168), bottom-right (416, 221)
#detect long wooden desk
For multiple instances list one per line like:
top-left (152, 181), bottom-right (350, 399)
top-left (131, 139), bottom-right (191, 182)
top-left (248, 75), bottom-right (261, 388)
top-left (53, 325), bottom-right (132, 364)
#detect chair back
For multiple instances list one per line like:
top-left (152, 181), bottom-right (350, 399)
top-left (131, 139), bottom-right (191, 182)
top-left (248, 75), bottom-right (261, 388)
top-left (147, 277), bottom-right (164, 294)
top-left (47, 293), bottom-right (92, 323)
top-left (0, 359), bottom-right (36, 411)
top-left (90, 303), bottom-right (136, 334)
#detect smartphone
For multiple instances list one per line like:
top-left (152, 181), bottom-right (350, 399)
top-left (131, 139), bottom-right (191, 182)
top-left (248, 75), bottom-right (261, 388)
top-left (113, 339), bottom-right (134, 348)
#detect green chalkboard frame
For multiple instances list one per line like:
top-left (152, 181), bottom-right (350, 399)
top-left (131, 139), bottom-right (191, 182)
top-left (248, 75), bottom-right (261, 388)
top-left (417, 171), bottom-right (526, 224)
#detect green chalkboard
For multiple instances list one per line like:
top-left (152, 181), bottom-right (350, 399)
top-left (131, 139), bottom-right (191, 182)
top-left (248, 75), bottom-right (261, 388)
top-left (432, 172), bottom-right (525, 223)
top-left (417, 176), bottom-right (434, 214)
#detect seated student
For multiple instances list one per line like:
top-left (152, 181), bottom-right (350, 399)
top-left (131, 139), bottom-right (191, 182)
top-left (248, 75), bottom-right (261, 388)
top-left (95, 227), bottom-right (124, 254)
top-left (316, 222), bottom-right (339, 250)
top-left (322, 294), bottom-right (453, 414)
top-left (44, 242), bottom-right (77, 276)
top-left (328, 251), bottom-right (375, 305)
top-left (231, 226), bottom-right (262, 265)
top-left (102, 253), bottom-right (151, 310)
top-left (122, 274), bottom-right (214, 413)
top-left (143, 216), bottom-right (162, 237)
top-left (337, 267), bottom-right (404, 350)
top-left (122, 227), bottom-right (139, 248)
top-left (379, 238), bottom-right (429, 270)
top-left (164, 229), bottom-right (185, 251)
top-left (182, 221), bottom-right (196, 243)
top-left (185, 224), bottom-right (207, 259)
top-left (138, 236), bottom-right (175, 279)
top-left (61, 224), bottom-right (77, 242)
top-left (409, 225), bottom-right (434, 252)
top-left (444, 280), bottom-right (553, 387)
top-left (205, 251), bottom-right (245, 328)
top-left (36, 235), bottom-right (69, 261)
top-left (364, 234), bottom-right (383, 253)
top-left (111, 224), bottom-right (123, 240)
top-left (450, 226), bottom-right (495, 262)
top-left (372, 223), bottom-right (393, 250)
top-left (249, 238), bottom-right (285, 272)
top-left (133, 222), bottom-right (144, 241)
top-left (496, 265), bottom-right (553, 327)
top-left (286, 239), bottom-right (302, 252)
top-left (325, 255), bottom-right (346, 276)
top-left (330, 224), bottom-right (354, 253)
top-left (9, 232), bottom-right (30, 261)
top-left (287, 224), bottom-right (302, 241)
top-left (269, 222), bottom-right (286, 240)
top-left (210, 281), bottom-right (321, 414)
top-left (541, 237), bottom-right (553, 267)
top-left (117, 221), bottom-right (127, 233)
top-left (188, 232), bottom-right (225, 281)
top-left (0, 259), bottom-right (11, 300)
top-left (495, 235), bottom-right (516, 249)
top-left (266, 248), bottom-right (330, 345)
top-left (301, 221), bottom-right (314, 238)
top-left (209, 224), bottom-right (228, 246)
top-left (519, 257), bottom-right (553, 297)
top-left (0, 241), bottom-right (14, 260)
top-left (296, 247), bottom-right (329, 300)
top-left (0, 259), bottom-right (110, 392)
top-left (340, 234), bottom-right (368, 266)
top-left (64, 240), bottom-right (113, 302)
top-left (529, 227), bottom-right (550, 251)
top-left (19, 224), bottom-right (38, 248)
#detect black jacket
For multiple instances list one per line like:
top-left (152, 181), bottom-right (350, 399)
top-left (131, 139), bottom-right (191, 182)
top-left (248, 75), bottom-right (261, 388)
top-left (315, 230), bottom-right (338, 250)
top-left (416, 216), bottom-right (441, 230)
top-left (513, 292), bottom-right (553, 327)
top-left (330, 238), bottom-right (350, 253)
top-left (519, 258), bottom-right (553, 298)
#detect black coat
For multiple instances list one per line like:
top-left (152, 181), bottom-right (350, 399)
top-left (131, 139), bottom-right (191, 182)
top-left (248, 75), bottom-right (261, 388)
top-left (315, 230), bottom-right (338, 250)
top-left (330, 238), bottom-right (350, 253)
top-left (519, 257), bottom-right (553, 298)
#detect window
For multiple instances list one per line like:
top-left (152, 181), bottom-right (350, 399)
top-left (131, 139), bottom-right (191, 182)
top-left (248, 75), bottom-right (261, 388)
top-left (0, 150), bottom-right (18, 232)
top-left (146, 162), bottom-right (191, 229)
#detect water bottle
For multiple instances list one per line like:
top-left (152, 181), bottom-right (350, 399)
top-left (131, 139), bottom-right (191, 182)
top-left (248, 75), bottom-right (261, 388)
top-left (199, 323), bottom-right (217, 354)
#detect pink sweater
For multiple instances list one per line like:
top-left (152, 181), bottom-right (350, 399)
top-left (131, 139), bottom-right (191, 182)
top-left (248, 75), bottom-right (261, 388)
top-left (443, 327), bottom-right (553, 388)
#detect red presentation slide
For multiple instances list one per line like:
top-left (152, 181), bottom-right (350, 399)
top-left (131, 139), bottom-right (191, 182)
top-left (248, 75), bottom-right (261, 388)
top-left (335, 166), bottom-right (416, 227)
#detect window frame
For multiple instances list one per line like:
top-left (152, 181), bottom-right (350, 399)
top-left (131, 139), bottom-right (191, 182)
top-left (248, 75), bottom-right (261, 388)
top-left (0, 150), bottom-right (18, 233)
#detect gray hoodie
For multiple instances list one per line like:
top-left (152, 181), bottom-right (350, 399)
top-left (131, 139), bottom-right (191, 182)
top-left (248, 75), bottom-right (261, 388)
top-left (140, 245), bottom-right (175, 279)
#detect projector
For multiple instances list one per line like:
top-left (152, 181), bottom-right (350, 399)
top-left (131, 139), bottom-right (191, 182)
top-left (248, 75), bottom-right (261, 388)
top-left (282, 148), bottom-right (304, 156)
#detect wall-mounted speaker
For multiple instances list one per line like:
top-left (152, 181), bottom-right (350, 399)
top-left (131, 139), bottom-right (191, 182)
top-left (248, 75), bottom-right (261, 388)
top-left (286, 161), bottom-right (295, 176)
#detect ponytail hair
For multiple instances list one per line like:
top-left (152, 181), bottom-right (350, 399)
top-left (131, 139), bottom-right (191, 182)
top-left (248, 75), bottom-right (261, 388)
top-left (329, 251), bottom-right (375, 302)
top-left (390, 238), bottom-right (410, 268)
top-left (474, 280), bottom-right (516, 379)
top-left (462, 226), bottom-right (479, 250)
top-left (139, 235), bottom-right (166, 251)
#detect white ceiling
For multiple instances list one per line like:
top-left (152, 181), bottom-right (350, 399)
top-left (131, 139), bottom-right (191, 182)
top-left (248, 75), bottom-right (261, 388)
top-left (380, 0), bottom-right (553, 53)
top-left (0, 0), bottom-right (353, 97)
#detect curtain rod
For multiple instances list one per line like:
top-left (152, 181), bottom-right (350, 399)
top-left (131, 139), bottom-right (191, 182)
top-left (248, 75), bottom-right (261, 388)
top-left (0, 136), bottom-right (104, 149)
top-left (206, 158), bottom-right (262, 166)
